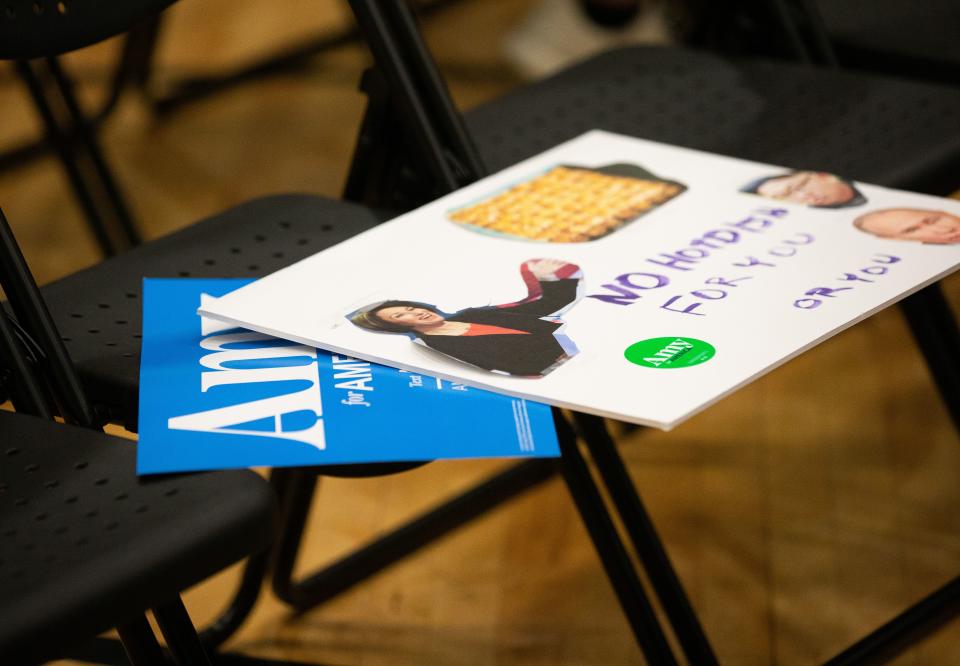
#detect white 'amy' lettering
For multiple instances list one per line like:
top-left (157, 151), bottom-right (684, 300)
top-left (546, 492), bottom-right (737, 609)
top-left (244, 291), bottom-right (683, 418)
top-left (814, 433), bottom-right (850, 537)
top-left (167, 293), bottom-right (325, 450)
top-left (643, 339), bottom-right (693, 367)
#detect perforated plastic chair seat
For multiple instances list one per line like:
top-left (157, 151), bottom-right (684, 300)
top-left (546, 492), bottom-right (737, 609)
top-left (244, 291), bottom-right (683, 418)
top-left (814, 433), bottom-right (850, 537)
top-left (42, 194), bottom-right (383, 431)
top-left (0, 0), bottom-right (175, 59)
top-left (41, 194), bottom-right (422, 476)
top-left (465, 46), bottom-right (960, 195)
top-left (0, 409), bottom-right (276, 663)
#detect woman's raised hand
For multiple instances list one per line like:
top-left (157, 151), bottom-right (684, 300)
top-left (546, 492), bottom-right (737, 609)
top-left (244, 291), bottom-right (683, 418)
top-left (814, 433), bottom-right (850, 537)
top-left (524, 258), bottom-right (578, 280)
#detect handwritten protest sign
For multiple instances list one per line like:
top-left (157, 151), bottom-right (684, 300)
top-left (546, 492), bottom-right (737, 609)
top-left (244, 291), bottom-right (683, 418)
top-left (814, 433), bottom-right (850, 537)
top-left (200, 132), bottom-right (960, 429)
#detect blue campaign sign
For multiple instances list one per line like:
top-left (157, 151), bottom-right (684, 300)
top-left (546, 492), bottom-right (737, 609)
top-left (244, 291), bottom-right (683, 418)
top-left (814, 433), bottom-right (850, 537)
top-left (137, 279), bottom-right (558, 474)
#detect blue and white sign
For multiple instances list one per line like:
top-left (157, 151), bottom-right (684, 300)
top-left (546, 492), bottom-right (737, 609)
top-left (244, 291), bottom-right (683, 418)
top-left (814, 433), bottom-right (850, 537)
top-left (137, 279), bottom-right (558, 474)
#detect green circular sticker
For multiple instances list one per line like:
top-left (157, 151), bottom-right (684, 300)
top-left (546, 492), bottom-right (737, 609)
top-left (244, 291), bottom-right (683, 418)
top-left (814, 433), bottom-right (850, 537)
top-left (624, 337), bottom-right (715, 369)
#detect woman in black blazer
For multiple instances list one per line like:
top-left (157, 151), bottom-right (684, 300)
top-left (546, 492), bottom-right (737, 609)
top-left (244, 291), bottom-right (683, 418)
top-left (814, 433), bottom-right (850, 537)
top-left (350, 259), bottom-right (583, 377)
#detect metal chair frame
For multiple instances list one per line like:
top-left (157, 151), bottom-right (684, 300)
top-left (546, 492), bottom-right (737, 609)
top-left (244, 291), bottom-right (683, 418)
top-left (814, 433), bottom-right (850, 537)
top-left (60, 1), bottom-right (960, 662)
top-left (0, 209), bottom-right (214, 665)
top-left (11, 55), bottom-right (143, 256)
top-left (326, 1), bottom-right (960, 663)
top-left (4, 0), bottom-right (958, 662)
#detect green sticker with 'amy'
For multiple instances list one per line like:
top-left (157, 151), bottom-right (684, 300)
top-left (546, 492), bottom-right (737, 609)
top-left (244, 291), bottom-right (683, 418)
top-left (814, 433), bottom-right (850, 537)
top-left (624, 337), bottom-right (715, 369)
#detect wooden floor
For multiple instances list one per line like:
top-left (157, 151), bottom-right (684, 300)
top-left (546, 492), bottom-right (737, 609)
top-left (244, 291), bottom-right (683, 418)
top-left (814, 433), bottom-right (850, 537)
top-left (2, 1), bottom-right (958, 664)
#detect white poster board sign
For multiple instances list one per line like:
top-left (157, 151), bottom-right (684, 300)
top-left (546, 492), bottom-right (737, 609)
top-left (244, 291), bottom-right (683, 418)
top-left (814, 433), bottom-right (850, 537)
top-left (200, 131), bottom-right (960, 429)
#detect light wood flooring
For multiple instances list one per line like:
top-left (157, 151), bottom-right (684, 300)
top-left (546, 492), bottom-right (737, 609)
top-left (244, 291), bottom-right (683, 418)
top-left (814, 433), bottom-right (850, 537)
top-left (2, 1), bottom-right (958, 664)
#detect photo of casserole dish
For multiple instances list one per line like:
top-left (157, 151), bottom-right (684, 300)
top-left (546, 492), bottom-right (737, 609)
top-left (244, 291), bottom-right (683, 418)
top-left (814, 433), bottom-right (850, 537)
top-left (447, 163), bottom-right (686, 243)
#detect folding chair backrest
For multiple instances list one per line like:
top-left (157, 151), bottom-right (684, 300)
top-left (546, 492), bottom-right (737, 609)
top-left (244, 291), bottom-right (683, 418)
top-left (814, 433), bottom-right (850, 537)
top-left (0, 0), bottom-right (175, 59)
top-left (686, 0), bottom-right (836, 66)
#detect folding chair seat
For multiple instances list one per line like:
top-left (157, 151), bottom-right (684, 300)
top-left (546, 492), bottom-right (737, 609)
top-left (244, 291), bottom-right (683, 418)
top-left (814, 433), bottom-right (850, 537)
top-left (0, 203), bottom-right (277, 663)
top-left (31, 196), bottom-right (610, 655)
top-left (41, 194), bottom-right (385, 430)
top-left (464, 45), bottom-right (960, 195)
top-left (0, 408), bottom-right (276, 663)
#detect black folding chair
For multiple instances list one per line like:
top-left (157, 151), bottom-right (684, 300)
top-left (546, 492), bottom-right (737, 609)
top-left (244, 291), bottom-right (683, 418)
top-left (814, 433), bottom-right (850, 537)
top-left (343, 0), bottom-right (960, 663)
top-left (0, 0), bottom-right (603, 659)
top-left (0, 2), bottom-right (168, 255)
top-left (0, 207), bottom-right (278, 665)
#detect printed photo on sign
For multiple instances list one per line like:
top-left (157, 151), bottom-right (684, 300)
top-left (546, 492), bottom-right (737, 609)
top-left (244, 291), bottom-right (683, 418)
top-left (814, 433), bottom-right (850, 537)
top-left (741, 170), bottom-right (866, 209)
top-left (852, 208), bottom-right (960, 245)
top-left (349, 259), bottom-right (583, 378)
top-left (447, 162), bottom-right (685, 242)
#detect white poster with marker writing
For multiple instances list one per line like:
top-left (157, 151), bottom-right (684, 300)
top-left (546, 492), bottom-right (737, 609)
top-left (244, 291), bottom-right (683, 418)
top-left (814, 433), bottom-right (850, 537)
top-left (199, 131), bottom-right (960, 429)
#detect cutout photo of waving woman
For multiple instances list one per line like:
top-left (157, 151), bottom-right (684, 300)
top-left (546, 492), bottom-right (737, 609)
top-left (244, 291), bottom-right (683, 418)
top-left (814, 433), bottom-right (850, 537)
top-left (349, 259), bottom-right (583, 378)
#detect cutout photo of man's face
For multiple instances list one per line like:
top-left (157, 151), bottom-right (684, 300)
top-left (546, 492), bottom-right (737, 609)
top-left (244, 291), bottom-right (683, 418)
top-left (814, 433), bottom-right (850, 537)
top-left (854, 208), bottom-right (960, 245)
top-left (755, 171), bottom-right (856, 207)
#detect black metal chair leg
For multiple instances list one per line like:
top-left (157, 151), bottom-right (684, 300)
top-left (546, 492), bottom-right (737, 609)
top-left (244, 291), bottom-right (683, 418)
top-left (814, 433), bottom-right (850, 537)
top-left (899, 282), bottom-right (960, 433)
top-left (269, 460), bottom-right (557, 611)
top-left (574, 413), bottom-right (719, 666)
top-left (112, 16), bottom-right (165, 103)
top-left (45, 56), bottom-right (142, 248)
top-left (15, 59), bottom-right (118, 256)
top-left (269, 470), bottom-right (319, 608)
top-left (193, 469), bottom-right (286, 648)
top-left (198, 546), bottom-right (272, 649)
top-left (116, 615), bottom-right (167, 666)
top-left (0, 20), bottom-right (162, 178)
top-left (824, 575), bottom-right (960, 666)
top-left (154, 597), bottom-right (214, 666)
top-left (140, 0), bottom-right (465, 116)
top-left (14, 56), bottom-right (142, 256)
top-left (554, 410), bottom-right (678, 664)
top-left (171, 461), bottom-right (556, 648)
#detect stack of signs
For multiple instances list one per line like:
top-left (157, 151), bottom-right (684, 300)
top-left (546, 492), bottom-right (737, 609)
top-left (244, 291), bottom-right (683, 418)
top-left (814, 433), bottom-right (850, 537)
top-left (137, 279), bottom-right (558, 474)
top-left (198, 131), bottom-right (960, 429)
